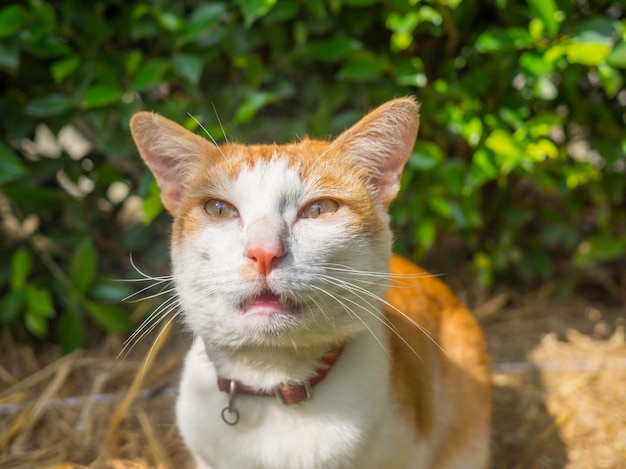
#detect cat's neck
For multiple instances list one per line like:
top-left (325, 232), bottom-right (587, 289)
top-left (201, 320), bottom-right (385, 391)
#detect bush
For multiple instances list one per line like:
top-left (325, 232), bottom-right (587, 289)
top-left (1, 0), bottom-right (624, 350)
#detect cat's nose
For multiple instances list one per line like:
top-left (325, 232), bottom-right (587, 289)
top-left (247, 247), bottom-right (284, 276)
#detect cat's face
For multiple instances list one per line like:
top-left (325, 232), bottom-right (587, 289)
top-left (131, 98), bottom-right (419, 350)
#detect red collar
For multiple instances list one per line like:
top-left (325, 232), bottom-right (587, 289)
top-left (217, 344), bottom-right (345, 406)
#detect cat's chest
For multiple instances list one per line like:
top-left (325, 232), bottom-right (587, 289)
top-left (176, 332), bottom-right (428, 469)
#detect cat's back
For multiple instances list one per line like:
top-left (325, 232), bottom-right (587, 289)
top-left (384, 254), bottom-right (491, 468)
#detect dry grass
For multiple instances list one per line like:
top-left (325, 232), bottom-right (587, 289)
top-left (1, 292), bottom-right (624, 469)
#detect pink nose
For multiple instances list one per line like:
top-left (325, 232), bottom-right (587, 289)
top-left (247, 247), bottom-right (284, 276)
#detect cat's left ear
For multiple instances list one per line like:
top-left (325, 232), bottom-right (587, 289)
top-left (330, 97), bottom-right (419, 207)
top-left (130, 112), bottom-right (220, 217)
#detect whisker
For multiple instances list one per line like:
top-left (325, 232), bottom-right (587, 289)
top-left (212, 102), bottom-right (229, 144)
top-left (301, 290), bottom-right (337, 330)
top-left (187, 113), bottom-right (227, 159)
top-left (127, 253), bottom-right (173, 282)
top-left (309, 283), bottom-right (390, 358)
top-left (122, 283), bottom-right (175, 303)
top-left (139, 313), bottom-right (181, 380)
top-left (119, 295), bottom-right (181, 359)
top-left (319, 273), bottom-right (447, 359)
top-left (321, 262), bottom-right (441, 280)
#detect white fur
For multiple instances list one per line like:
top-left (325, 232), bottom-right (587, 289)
top-left (177, 324), bottom-right (429, 469)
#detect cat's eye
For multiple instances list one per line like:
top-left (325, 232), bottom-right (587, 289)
top-left (203, 199), bottom-right (239, 218)
top-left (300, 199), bottom-right (339, 219)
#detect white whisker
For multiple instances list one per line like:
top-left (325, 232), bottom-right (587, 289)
top-left (212, 102), bottom-right (229, 144)
top-left (139, 312), bottom-right (181, 380)
top-left (122, 283), bottom-right (175, 303)
top-left (316, 272), bottom-right (447, 359)
top-left (309, 283), bottom-right (391, 358)
top-left (187, 113), bottom-right (227, 159)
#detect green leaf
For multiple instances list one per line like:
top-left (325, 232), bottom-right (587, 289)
top-left (386, 11), bottom-right (420, 50)
top-left (337, 56), bottom-right (386, 82)
top-left (0, 5), bottom-right (28, 38)
top-left (573, 235), bottom-right (626, 268)
top-left (415, 220), bottom-right (437, 248)
top-left (438, 161), bottom-right (466, 196)
top-left (131, 59), bottom-right (169, 92)
top-left (11, 247), bottom-right (33, 291)
top-left (428, 196), bottom-right (451, 219)
top-left (186, 3), bottom-right (226, 38)
top-left (0, 39), bottom-right (19, 69)
top-left (25, 94), bottom-right (73, 117)
top-left (25, 310), bottom-right (48, 337)
top-left (395, 57), bottom-right (427, 87)
top-left (264, 0), bottom-right (299, 23)
top-left (90, 280), bottom-right (134, 303)
top-left (597, 63), bottom-right (623, 98)
top-left (81, 84), bottom-right (122, 109)
top-left (466, 148), bottom-right (499, 190)
top-left (0, 290), bottom-right (25, 323)
top-left (51, 55), bottom-right (80, 83)
top-left (238, 0), bottom-right (277, 27)
top-left (526, 0), bottom-right (560, 38)
top-left (474, 28), bottom-right (532, 53)
top-left (86, 302), bottom-right (131, 333)
top-left (58, 306), bottom-right (86, 353)
top-left (70, 238), bottom-right (98, 293)
top-left (157, 11), bottom-right (183, 32)
top-left (519, 51), bottom-right (554, 77)
top-left (407, 141), bottom-right (443, 171)
top-left (125, 50), bottom-right (143, 76)
top-left (485, 129), bottom-right (523, 173)
top-left (343, 0), bottom-right (378, 6)
top-left (234, 91), bottom-right (277, 124)
top-left (172, 53), bottom-right (204, 85)
top-left (472, 150), bottom-right (498, 179)
top-left (606, 41), bottom-right (626, 69)
top-left (143, 180), bottom-right (164, 224)
top-left (308, 37), bottom-right (361, 62)
top-left (25, 286), bottom-right (54, 337)
top-left (0, 142), bottom-right (28, 184)
top-left (565, 42), bottom-right (611, 66)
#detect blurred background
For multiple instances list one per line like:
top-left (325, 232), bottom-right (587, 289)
top-left (0, 1), bottom-right (625, 468)
top-left (2, 0), bottom-right (625, 350)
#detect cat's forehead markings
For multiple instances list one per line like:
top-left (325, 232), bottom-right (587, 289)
top-left (229, 155), bottom-right (306, 214)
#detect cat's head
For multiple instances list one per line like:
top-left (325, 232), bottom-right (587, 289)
top-left (130, 98), bottom-right (418, 350)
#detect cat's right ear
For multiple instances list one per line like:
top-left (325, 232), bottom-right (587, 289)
top-left (130, 112), bottom-right (219, 217)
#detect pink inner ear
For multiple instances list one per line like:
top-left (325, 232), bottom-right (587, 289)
top-left (130, 111), bottom-right (220, 217)
top-left (161, 186), bottom-right (182, 215)
top-left (328, 98), bottom-right (419, 207)
top-left (144, 155), bottom-right (188, 216)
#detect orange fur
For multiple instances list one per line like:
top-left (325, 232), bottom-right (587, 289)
top-left (385, 254), bottom-right (492, 466)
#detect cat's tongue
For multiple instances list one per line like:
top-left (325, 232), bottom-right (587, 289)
top-left (243, 291), bottom-right (290, 315)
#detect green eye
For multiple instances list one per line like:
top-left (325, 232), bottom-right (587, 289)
top-left (300, 199), bottom-right (339, 219)
top-left (203, 199), bottom-right (239, 218)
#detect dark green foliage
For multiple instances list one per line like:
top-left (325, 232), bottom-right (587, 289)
top-left (1, 0), bottom-right (624, 350)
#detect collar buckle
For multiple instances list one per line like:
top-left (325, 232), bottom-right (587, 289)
top-left (274, 380), bottom-right (312, 405)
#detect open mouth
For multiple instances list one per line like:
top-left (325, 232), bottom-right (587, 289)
top-left (241, 290), bottom-right (297, 316)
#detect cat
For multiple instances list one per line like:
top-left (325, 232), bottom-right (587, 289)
top-left (130, 97), bottom-right (492, 469)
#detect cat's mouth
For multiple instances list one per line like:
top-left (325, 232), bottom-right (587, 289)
top-left (241, 290), bottom-right (298, 317)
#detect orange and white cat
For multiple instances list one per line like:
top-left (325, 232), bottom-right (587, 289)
top-left (130, 98), bottom-right (491, 469)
